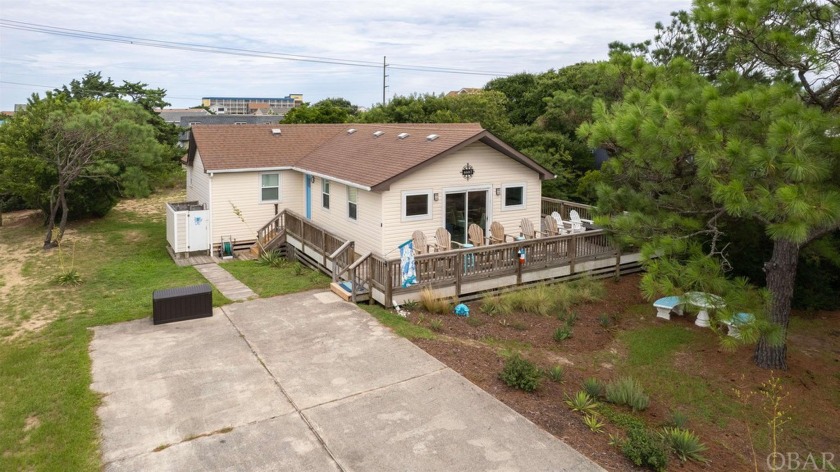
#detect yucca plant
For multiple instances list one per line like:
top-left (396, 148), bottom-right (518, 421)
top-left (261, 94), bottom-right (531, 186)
top-left (258, 249), bottom-right (285, 268)
top-left (660, 427), bottom-right (708, 463)
top-left (583, 413), bottom-right (605, 433)
top-left (565, 391), bottom-right (598, 414)
top-left (553, 323), bottom-right (573, 342)
top-left (546, 365), bottom-right (564, 383)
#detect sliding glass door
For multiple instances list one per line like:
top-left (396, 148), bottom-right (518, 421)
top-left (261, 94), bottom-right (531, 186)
top-left (444, 190), bottom-right (488, 247)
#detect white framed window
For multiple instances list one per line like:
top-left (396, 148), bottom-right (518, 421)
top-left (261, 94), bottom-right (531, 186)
top-left (322, 179), bottom-right (330, 209)
top-left (502, 183), bottom-right (526, 210)
top-left (401, 191), bottom-right (432, 221)
top-left (260, 173), bottom-right (280, 202)
top-left (347, 187), bottom-right (358, 220)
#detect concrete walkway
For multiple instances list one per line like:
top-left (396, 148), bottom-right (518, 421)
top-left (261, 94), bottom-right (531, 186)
top-left (193, 262), bottom-right (256, 301)
top-left (90, 291), bottom-right (603, 471)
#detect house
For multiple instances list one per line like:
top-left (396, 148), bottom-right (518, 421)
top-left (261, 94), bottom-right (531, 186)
top-left (201, 95), bottom-right (303, 115)
top-left (181, 123), bottom-right (555, 256)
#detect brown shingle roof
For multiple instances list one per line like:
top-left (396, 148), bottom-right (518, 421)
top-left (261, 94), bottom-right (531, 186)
top-left (189, 123), bottom-right (554, 189)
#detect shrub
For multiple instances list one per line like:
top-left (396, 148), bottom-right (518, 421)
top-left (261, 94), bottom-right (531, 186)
top-left (565, 391), bottom-right (598, 414)
top-left (660, 427), bottom-right (708, 463)
top-left (258, 249), bottom-right (285, 268)
top-left (55, 269), bottom-right (83, 286)
top-left (499, 353), bottom-right (541, 392)
top-left (583, 377), bottom-right (604, 399)
top-left (620, 426), bottom-right (669, 472)
top-left (605, 377), bottom-right (650, 411)
top-left (598, 313), bottom-right (615, 328)
top-left (519, 284), bottom-right (554, 316)
top-left (583, 413), bottom-right (605, 433)
top-left (667, 410), bottom-right (689, 429)
top-left (420, 287), bottom-right (454, 314)
top-left (565, 313), bottom-right (578, 327)
top-left (546, 365), bottom-right (565, 383)
top-left (429, 319), bottom-right (443, 332)
top-left (553, 323), bottom-right (573, 342)
top-left (291, 262), bottom-right (304, 276)
top-left (402, 299), bottom-right (419, 310)
top-left (480, 293), bottom-right (512, 316)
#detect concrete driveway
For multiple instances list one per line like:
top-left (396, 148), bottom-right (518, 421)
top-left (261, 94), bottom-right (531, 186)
top-left (90, 290), bottom-right (603, 471)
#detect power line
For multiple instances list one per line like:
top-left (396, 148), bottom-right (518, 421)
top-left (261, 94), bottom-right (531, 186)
top-left (0, 19), bottom-right (510, 78)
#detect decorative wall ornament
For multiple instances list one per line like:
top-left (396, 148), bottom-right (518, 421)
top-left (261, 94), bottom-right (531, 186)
top-left (461, 163), bottom-right (474, 181)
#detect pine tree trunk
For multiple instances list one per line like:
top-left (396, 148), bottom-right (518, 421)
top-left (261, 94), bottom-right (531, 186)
top-left (755, 239), bottom-right (799, 370)
top-left (43, 192), bottom-right (60, 249)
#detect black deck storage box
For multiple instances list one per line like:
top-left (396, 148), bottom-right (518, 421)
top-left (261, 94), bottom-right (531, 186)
top-left (152, 284), bottom-right (213, 325)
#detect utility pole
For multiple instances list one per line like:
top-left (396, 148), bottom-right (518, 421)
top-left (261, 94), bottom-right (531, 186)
top-left (382, 56), bottom-right (389, 106)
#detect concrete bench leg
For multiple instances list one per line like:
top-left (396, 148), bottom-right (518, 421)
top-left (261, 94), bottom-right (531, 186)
top-left (656, 307), bottom-right (671, 320)
top-left (727, 324), bottom-right (741, 339)
top-left (695, 309), bottom-right (711, 328)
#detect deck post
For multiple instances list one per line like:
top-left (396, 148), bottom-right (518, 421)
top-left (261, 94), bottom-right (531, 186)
top-left (569, 234), bottom-right (577, 275)
top-left (384, 261), bottom-right (393, 308)
top-left (515, 242), bottom-right (523, 285)
top-left (321, 231), bottom-right (327, 267)
top-left (455, 252), bottom-right (462, 299)
top-left (350, 266), bottom-right (357, 303)
top-left (614, 246), bottom-right (621, 280)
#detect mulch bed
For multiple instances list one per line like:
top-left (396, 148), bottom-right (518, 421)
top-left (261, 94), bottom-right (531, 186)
top-left (399, 274), bottom-right (840, 471)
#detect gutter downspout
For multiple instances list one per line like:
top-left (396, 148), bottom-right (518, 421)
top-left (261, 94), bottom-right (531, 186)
top-left (208, 172), bottom-right (213, 256)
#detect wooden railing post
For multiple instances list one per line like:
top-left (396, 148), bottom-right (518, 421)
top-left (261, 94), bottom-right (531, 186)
top-left (569, 234), bottom-right (577, 275)
top-left (516, 241), bottom-right (523, 285)
top-left (384, 261), bottom-right (393, 308)
top-left (614, 244), bottom-right (621, 280)
top-left (455, 251), bottom-right (462, 299)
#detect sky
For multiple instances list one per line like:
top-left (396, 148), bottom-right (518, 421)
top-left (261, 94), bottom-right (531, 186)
top-left (0, 0), bottom-right (692, 111)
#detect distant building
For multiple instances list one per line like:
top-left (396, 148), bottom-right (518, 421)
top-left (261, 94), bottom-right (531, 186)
top-left (201, 95), bottom-right (303, 115)
top-left (156, 108), bottom-right (287, 147)
top-left (157, 108), bottom-right (211, 125)
top-left (445, 88), bottom-right (482, 97)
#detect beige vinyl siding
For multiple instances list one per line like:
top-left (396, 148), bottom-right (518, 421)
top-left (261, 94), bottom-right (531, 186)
top-left (209, 170), bottom-right (301, 244)
top-left (186, 152), bottom-right (210, 205)
top-left (309, 177), bottom-right (382, 255)
top-left (381, 142), bottom-right (542, 252)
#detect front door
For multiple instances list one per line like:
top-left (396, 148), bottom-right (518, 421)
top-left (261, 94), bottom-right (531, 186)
top-left (305, 174), bottom-right (312, 219)
top-left (444, 190), bottom-right (488, 246)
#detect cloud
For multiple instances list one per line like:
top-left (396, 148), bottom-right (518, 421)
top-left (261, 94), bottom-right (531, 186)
top-left (0, 0), bottom-right (691, 109)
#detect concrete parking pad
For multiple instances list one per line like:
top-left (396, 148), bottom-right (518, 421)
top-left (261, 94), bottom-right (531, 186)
top-left (223, 293), bottom-right (446, 409)
top-left (305, 368), bottom-right (602, 471)
top-left (90, 310), bottom-right (293, 464)
top-left (106, 413), bottom-right (339, 472)
top-left (91, 290), bottom-right (604, 471)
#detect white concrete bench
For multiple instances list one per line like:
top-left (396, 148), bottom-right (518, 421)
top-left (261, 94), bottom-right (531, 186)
top-left (653, 296), bottom-right (684, 320)
top-left (721, 312), bottom-right (754, 339)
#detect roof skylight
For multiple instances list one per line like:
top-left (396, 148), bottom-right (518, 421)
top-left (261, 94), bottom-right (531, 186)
top-left (426, 134), bottom-right (439, 141)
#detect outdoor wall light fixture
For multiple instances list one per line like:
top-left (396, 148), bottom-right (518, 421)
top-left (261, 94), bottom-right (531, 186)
top-left (495, 187), bottom-right (501, 196)
top-left (310, 176), bottom-right (316, 184)
top-left (434, 193), bottom-right (440, 201)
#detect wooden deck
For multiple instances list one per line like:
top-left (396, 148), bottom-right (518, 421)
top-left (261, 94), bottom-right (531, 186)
top-left (167, 246), bottom-right (256, 267)
top-left (249, 200), bottom-right (640, 308)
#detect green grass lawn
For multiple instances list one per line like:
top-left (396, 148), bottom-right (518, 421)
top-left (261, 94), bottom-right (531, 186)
top-left (0, 203), bottom-right (234, 471)
top-left (221, 259), bottom-right (329, 298)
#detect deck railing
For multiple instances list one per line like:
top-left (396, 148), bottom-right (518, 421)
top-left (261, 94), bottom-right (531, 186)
top-left (369, 229), bottom-right (618, 303)
top-left (541, 197), bottom-right (595, 222)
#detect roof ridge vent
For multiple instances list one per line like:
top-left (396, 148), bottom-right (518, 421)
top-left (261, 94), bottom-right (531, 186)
top-left (347, 128), bottom-right (357, 134)
top-left (426, 134), bottom-right (439, 141)
top-left (271, 128), bottom-right (281, 135)
top-left (397, 132), bottom-right (410, 139)
top-left (373, 130), bottom-right (385, 137)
